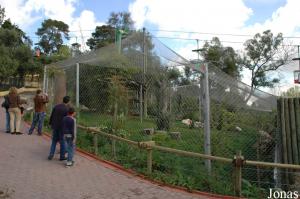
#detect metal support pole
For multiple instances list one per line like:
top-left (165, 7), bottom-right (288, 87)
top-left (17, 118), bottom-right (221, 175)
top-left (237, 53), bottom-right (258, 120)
top-left (43, 65), bottom-right (47, 93)
top-left (298, 45), bottom-right (300, 70)
top-left (203, 63), bottom-right (211, 174)
top-left (140, 84), bottom-right (143, 123)
top-left (45, 72), bottom-right (49, 94)
top-left (76, 63), bottom-right (80, 108)
top-left (143, 27), bottom-right (147, 118)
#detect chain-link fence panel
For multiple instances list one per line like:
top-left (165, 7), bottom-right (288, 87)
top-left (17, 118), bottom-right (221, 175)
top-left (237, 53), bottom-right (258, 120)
top-left (43, 30), bottom-right (292, 197)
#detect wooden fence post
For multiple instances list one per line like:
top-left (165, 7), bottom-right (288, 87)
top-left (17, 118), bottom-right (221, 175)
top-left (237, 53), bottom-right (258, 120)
top-left (93, 133), bottom-right (98, 155)
top-left (111, 139), bottom-right (116, 159)
top-left (147, 147), bottom-right (153, 175)
top-left (233, 151), bottom-right (244, 197)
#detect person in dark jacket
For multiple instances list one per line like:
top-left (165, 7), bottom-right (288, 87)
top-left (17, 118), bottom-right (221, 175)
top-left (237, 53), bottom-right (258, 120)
top-left (28, 89), bottom-right (49, 135)
top-left (1, 95), bottom-right (10, 133)
top-left (63, 107), bottom-right (76, 166)
top-left (48, 96), bottom-right (70, 161)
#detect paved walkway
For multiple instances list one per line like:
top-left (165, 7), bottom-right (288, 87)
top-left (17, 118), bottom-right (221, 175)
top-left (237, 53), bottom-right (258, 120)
top-left (0, 99), bottom-right (213, 199)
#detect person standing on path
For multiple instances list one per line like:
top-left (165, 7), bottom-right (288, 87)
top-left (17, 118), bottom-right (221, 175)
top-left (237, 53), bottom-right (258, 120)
top-left (48, 96), bottom-right (70, 161)
top-left (63, 107), bottom-right (76, 166)
top-left (28, 89), bottom-right (49, 136)
top-left (1, 95), bottom-right (11, 133)
top-left (8, 87), bottom-right (26, 135)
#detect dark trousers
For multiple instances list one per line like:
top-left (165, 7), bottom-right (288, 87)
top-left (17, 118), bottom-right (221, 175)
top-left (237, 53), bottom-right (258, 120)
top-left (49, 129), bottom-right (65, 159)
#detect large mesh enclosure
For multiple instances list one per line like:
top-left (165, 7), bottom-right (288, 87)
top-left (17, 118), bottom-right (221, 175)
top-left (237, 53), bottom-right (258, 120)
top-left (44, 30), bottom-right (283, 197)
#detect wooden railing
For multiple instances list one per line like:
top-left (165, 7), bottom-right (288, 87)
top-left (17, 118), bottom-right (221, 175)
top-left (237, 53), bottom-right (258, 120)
top-left (77, 125), bottom-right (300, 197)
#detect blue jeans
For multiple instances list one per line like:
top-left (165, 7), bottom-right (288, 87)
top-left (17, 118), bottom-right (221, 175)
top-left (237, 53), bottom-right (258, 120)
top-left (65, 137), bottom-right (74, 162)
top-left (49, 129), bottom-right (65, 159)
top-left (5, 110), bottom-right (10, 132)
top-left (29, 112), bottom-right (46, 134)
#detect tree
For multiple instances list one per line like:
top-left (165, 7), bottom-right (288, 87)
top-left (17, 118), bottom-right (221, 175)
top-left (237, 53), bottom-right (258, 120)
top-left (241, 30), bottom-right (289, 101)
top-left (0, 5), bottom-right (5, 26)
top-left (201, 37), bottom-right (240, 78)
top-left (86, 25), bottom-right (115, 50)
top-left (0, 18), bottom-right (34, 80)
top-left (282, 86), bottom-right (300, 97)
top-left (36, 19), bottom-right (69, 55)
top-left (86, 12), bottom-right (134, 50)
top-left (107, 12), bottom-right (134, 30)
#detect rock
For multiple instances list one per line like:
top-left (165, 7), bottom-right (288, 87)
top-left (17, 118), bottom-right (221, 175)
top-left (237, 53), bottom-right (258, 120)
top-left (182, 119), bottom-right (192, 126)
top-left (155, 130), bottom-right (168, 134)
top-left (194, 121), bottom-right (204, 128)
top-left (169, 132), bottom-right (181, 140)
top-left (235, 126), bottom-right (242, 132)
top-left (81, 105), bottom-right (90, 111)
top-left (143, 128), bottom-right (154, 135)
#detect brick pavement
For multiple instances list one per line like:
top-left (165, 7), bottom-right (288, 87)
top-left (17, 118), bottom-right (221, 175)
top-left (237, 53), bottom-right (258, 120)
top-left (0, 99), bottom-right (215, 199)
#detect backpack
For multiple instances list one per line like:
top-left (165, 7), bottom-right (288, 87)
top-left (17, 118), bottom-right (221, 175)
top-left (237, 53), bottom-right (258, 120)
top-left (1, 96), bottom-right (10, 109)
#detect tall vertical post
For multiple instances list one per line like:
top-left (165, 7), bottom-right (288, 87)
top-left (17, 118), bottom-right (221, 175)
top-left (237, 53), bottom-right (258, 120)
top-left (203, 63), bottom-right (211, 174)
top-left (140, 84), bottom-right (143, 123)
top-left (43, 65), bottom-right (47, 93)
top-left (140, 28), bottom-right (146, 123)
top-left (76, 63), bottom-right (80, 108)
top-left (143, 27), bottom-right (148, 118)
top-left (298, 45), bottom-right (300, 70)
top-left (45, 71), bottom-right (49, 94)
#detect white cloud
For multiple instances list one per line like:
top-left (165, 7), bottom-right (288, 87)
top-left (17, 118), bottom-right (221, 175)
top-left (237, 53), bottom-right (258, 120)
top-left (0, 0), bottom-right (105, 49)
top-left (69, 10), bottom-right (104, 51)
top-left (129, 0), bottom-right (300, 54)
top-left (129, 0), bottom-right (300, 92)
top-left (0, 0), bottom-right (78, 29)
top-left (243, 0), bottom-right (300, 37)
top-left (129, 0), bottom-right (253, 33)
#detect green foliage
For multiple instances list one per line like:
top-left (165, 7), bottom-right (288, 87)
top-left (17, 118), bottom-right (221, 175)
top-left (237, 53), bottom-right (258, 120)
top-left (86, 25), bottom-right (115, 50)
top-left (36, 19), bottom-right (69, 55)
top-left (281, 86), bottom-right (300, 97)
top-left (107, 12), bottom-right (134, 30)
top-left (0, 18), bottom-right (34, 80)
top-left (201, 37), bottom-right (240, 78)
top-left (86, 12), bottom-right (134, 50)
top-left (0, 5), bottom-right (5, 25)
top-left (241, 30), bottom-right (287, 89)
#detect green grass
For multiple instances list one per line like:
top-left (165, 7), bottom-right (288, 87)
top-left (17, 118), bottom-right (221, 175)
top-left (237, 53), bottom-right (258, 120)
top-left (23, 110), bottom-right (269, 197)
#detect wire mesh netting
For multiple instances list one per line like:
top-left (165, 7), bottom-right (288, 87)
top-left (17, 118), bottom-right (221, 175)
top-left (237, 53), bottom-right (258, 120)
top-left (43, 30), bottom-right (290, 196)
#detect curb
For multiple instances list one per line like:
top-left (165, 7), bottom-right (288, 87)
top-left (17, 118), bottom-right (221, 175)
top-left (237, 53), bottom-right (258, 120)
top-left (23, 121), bottom-right (244, 199)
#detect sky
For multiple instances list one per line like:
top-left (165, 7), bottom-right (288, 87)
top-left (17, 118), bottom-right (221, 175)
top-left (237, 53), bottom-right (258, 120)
top-left (0, 0), bottom-right (300, 93)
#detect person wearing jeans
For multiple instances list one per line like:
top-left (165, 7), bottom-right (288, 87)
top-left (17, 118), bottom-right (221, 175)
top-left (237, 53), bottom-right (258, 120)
top-left (2, 95), bottom-right (10, 133)
top-left (28, 89), bottom-right (49, 135)
top-left (29, 112), bottom-right (46, 135)
top-left (49, 128), bottom-right (65, 160)
top-left (48, 96), bottom-right (70, 161)
top-left (63, 107), bottom-right (76, 166)
top-left (5, 111), bottom-right (10, 133)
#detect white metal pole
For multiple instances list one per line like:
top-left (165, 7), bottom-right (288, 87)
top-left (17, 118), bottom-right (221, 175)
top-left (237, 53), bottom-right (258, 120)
top-left (76, 63), bottom-right (80, 108)
top-left (203, 63), bottom-right (211, 174)
top-left (43, 65), bottom-right (47, 93)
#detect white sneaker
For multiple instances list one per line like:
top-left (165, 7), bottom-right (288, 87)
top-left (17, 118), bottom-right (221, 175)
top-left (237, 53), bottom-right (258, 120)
top-left (66, 161), bottom-right (73, 167)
